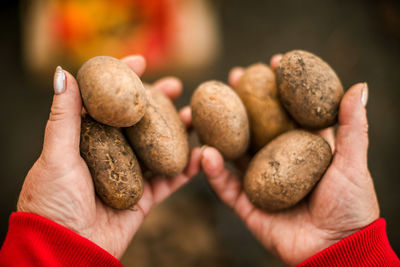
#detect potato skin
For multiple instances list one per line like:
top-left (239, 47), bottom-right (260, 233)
top-left (191, 81), bottom-right (250, 160)
top-left (77, 56), bottom-right (146, 127)
top-left (276, 50), bottom-right (344, 129)
top-left (125, 87), bottom-right (189, 177)
top-left (244, 130), bottom-right (332, 211)
top-left (235, 63), bottom-right (296, 151)
top-left (80, 114), bottom-right (144, 209)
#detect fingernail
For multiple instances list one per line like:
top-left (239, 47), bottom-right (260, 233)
top-left (229, 67), bottom-right (244, 78)
top-left (361, 82), bottom-right (368, 107)
top-left (271, 54), bottom-right (283, 63)
top-left (228, 67), bottom-right (244, 87)
top-left (231, 66), bottom-right (244, 72)
top-left (53, 66), bottom-right (66, 94)
top-left (271, 53), bottom-right (283, 61)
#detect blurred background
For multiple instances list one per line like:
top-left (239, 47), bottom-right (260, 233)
top-left (0, 0), bottom-right (399, 266)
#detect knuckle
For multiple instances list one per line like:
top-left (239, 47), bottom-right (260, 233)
top-left (362, 122), bottom-right (369, 135)
top-left (38, 153), bottom-right (50, 168)
top-left (49, 108), bottom-right (66, 122)
top-left (361, 122), bottom-right (369, 141)
top-left (48, 100), bottom-right (70, 122)
top-left (16, 198), bottom-right (25, 212)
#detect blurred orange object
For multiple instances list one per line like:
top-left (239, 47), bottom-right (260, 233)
top-left (23, 0), bottom-right (219, 78)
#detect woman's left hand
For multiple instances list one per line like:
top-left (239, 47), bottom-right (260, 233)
top-left (17, 55), bottom-right (201, 259)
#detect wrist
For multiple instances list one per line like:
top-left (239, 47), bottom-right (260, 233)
top-left (17, 190), bottom-right (85, 238)
top-left (1, 212), bottom-right (122, 267)
top-left (298, 218), bottom-right (399, 266)
top-left (313, 205), bottom-right (381, 261)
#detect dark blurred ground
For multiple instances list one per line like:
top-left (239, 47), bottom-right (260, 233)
top-left (1, 0), bottom-right (399, 266)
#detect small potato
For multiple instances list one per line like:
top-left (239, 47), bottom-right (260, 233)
top-left (77, 56), bottom-right (146, 127)
top-left (276, 50), bottom-right (344, 129)
top-left (235, 63), bottom-right (296, 151)
top-left (191, 81), bottom-right (250, 159)
top-left (244, 130), bottom-right (332, 211)
top-left (125, 87), bottom-right (189, 177)
top-left (80, 114), bottom-right (144, 209)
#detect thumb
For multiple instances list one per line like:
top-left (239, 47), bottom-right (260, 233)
top-left (335, 82), bottom-right (369, 167)
top-left (41, 67), bottom-right (82, 162)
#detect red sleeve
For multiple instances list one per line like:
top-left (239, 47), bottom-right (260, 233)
top-left (298, 218), bottom-right (400, 266)
top-left (0, 212), bottom-right (122, 267)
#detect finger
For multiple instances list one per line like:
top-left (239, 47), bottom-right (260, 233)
top-left (151, 147), bottom-right (202, 204)
top-left (228, 67), bottom-right (244, 87)
top-left (201, 146), bottom-right (242, 208)
top-left (335, 83), bottom-right (369, 168)
top-left (270, 54), bottom-right (283, 71)
top-left (153, 77), bottom-right (183, 101)
top-left (312, 127), bottom-right (335, 153)
top-left (42, 67), bottom-right (82, 162)
top-left (179, 106), bottom-right (191, 129)
top-left (184, 147), bottom-right (202, 178)
top-left (116, 182), bottom-right (153, 258)
top-left (201, 146), bottom-right (259, 221)
top-left (121, 55), bottom-right (146, 77)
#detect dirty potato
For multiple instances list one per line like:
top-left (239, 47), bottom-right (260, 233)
top-left (80, 114), bottom-right (144, 209)
top-left (191, 81), bottom-right (250, 160)
top-left (235, 63), bottom-right (296, 151)
top-left (125, 87), bottom-right (189, 177)
top-left (244, 130), bottom-right (332, 211)
top-left (276, 50), bottom-right (344, 129)
top-left (77, 56), bottom-right (146, 127)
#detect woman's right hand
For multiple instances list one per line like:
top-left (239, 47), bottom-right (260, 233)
top-left (200, 55), bottom-right (380, 266)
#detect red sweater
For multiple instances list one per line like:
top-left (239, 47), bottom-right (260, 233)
top-left (0, 212), bottom-right (399, 266)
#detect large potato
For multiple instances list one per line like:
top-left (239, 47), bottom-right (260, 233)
top-left (276, 50), bottom-right (344, 129)
top-left (191, 81), bottom-right (250, 160)
top-left (77, 56), bottom-right (146, 127)
top-left (125, 87), bottom-right (189, 177)
top-left (80, 114), bottom-right (144, 209)
top-left (244, 130), bottom-right (332, 211)
top-left (235, 63), bottom-right (296, 151)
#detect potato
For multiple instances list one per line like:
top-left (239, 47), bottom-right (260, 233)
top-left (125, 86), bottom-right (189, 177)
top-left (77, 56), bottom-right (146, 127)
top-left (80, 114), bottom-right (144, 209)
top-left (276, 50), bottom-right (344, 129)
top-left (191, 81), bottom-right (250, 159)
top-left (235, 63), bottom-right (296, 151)
top-left (244, 130), bottom-right (332, 211)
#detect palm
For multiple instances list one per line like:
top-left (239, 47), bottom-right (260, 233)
top-left (59, 157), bottom-right (145, 259)
top-left (20, 144), bottom-right (200, 258)
top-left (79, 155), bottom-right (200, 259)
top-left (203, 130), bottom-right (379, 265)
top-left (243, 153), bottom-right (377, 265)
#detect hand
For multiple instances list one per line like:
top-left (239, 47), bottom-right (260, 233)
top-left (201, 55), bottom-right (380, 266)
top-left (16, 55), bottom-right (202, 259)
